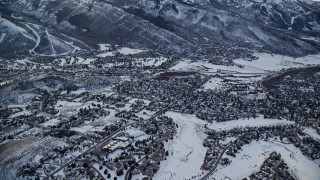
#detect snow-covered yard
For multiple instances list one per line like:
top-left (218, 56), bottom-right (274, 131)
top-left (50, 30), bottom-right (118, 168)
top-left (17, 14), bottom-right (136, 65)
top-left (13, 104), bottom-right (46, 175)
top-left (153, 112), bottom-right (208, 180)
top-left (118, 47), bottom-right (146, 55)
top-left (9, 110), bottom-right (32, 118)
top-left (125, 128), bottom-right (148, 139)
top-left (0, 33), bottom-right (6, 43)
top-left (136, 109), bottom-right (155, 120)
top-left (71, 125), bottom-right (94, 133)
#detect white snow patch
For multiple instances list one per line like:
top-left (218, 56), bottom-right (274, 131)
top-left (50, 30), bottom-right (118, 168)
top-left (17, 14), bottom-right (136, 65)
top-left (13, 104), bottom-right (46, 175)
top-left (0, 33), bottom-right (6, 43)
top-left (118, 47), bottom-right (146, 55)
top-left (125, 128), bottom-right (146, 138)
top-left (82, 58), bottom-right (96, 65)
top-left (70, 88), bottom-right (86, 95)
top-left (234, 53), bottom-right (320, 72)
top-left (41, 119), bottom-right (60, 128)
top-left (171, 53), bottom-right (320, 76)
top-left (96, 51), bottom-right (115, 57)
top-left (206, 115), bottom-right (294, 132)
top-left (303, 127), bottom-right (320, 142)
top-left (9, 110), bottom-right (32, 118)
top-left (98, 44), bottom-right (111, 51)
top-left (170, 59), bottom-right (265, 74)
top-left (136, 109), bottom-right (155, 120)
top-left (71, 125), bottom-right (94, 133)
top-left (202, 77), bottom-right (223, 90)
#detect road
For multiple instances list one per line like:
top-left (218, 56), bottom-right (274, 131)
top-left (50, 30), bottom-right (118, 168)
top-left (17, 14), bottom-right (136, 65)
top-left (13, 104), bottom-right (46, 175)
top-left (124, 151), bottom-right (147, 180)
top-left (46, 97), bottom-right (176, 179)
top-left (200, 133), bottom-right (251, 180)
top-left (79, 159), bottom-right (107, 180)
top-left (46, 126), bottom-right (126, 179)
top-left (1, 68), bottom-right (207, 179)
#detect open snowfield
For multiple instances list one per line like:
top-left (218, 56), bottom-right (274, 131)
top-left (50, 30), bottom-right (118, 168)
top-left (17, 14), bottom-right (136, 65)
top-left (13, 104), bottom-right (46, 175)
top-left (154, 111), bottom-right (208, 180)
top-left (16, 127), bottom-right (42, 139)
top-left (170, 59), bottom-right (265, 74)
top-left (9, 110), bottom-right (32, 118)
top-left (97, 51), bottom-right (116, 57)
top-left (78, 57), bottom-right (96, 65)
top-left (96, 47), bottom-right (146, 57)
top-left (303, 127), bottom-right (320, 141)
top-left (71, 124), bottom-right (94, 133)
top-left (55, 100), bottom-right (83, 116)
top-left (212, 140), bottom-right (320, 180)
top-left (136, 109), bottom-right (156, 120)
top-left (206, 115), bottom-right (294, 132)
top-left (56, 100), bottom-right (83, 109)
top-left (170, 53), bottom-right (320, 75)
top-left (125, 128), bottom-right (147, 139)
top-left (118, 47), bottom-right (146, 55)
top-left (202, 77), bottom-right (223, 90)
top-left (98, 44), bottom-right (111, 51)
top-left (40, 118), bottom-right (60, 128)
top-left (234, 53), bottom-right (320, 72)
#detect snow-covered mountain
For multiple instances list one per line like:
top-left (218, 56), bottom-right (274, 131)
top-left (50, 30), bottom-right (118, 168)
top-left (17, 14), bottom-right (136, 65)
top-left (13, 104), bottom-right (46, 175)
top-left (0, 0), bottom-right (319, 58)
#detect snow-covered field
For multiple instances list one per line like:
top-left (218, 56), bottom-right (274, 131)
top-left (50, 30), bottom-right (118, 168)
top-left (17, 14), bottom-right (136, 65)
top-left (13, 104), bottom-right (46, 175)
top-left (9, 110), bottom-right (32, 118)
top-left (154, 112), bottom-right (208, 180)
top-left (41, 119), bottom-right (60, 128)
top-left (234, 53), bottom-right (320, 72)
top-left (136, 109), bottom-right (155, 120)
top-left (118, 47), bottom-right (146, 55)
top-left (170, 53), bottom-right (320, 75)
top-left (125, 128), bottom-right (147, 139)
top-left (170, 59), bottom-right (264, 74)
top-left (98, 44), bottom-right (111, 51)
top-left (303, 127), bottom-right (320, 142)
top-left (96, 47), bottom-right (147, 57)
top-left (0, 137), bottom-right (68, 179)
top-left (97, 51), bottom-right (115, 57)
top-left (202, 77), bottom-right (223, 90)
top-left (16, 127), bottom-right (42, 139)
top-left (55, 100), bottom-right (104, 116)
top-left (55, 100), bottom-right (83, 116)
top-left (0, 33), bottom-right (6, 43)
top-left (206, 115), bottom-right (294, 132)
top-left (212, 140), bottom-right (320, 180)
top-left (70, 124), bottom-right (94, 133)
